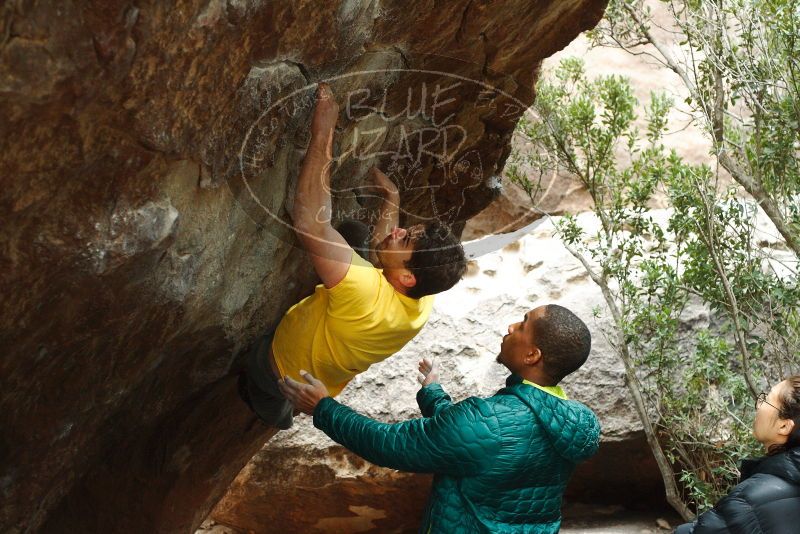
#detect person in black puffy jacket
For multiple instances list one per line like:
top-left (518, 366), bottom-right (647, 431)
top-left (675, 375), bottom-right (800, 534)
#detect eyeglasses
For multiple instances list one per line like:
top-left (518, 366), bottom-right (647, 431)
top-left (756, 392), bottom-right (779, 411)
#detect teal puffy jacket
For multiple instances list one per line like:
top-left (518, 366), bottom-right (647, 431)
top-left (313, 375), bottom-right (601, 533)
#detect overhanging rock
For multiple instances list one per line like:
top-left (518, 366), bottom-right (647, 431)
top-left (1, 1), bottom-right (607, 532)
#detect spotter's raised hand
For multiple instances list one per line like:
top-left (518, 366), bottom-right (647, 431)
top-left (417, 357), bottom-right (439, 387)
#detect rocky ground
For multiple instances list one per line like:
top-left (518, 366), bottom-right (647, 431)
top-left (198, 503), bottom-right (682, 534)
top-left (561, 503), bottom-right (681, 534)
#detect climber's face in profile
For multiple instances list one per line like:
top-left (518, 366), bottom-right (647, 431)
top-left (376, 225), bottom-right (424, 271)
top-left (375, 224), bottom-right (428, 296)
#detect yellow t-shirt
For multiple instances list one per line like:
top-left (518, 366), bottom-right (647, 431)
top-left (272, 251), bottom-right (434, 397)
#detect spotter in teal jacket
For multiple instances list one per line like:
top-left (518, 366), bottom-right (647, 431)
top-left (313, 374), bottom-right (601, 533)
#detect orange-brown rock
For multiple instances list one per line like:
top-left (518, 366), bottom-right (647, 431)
top-left (0, 1), bottom-right (606, 532)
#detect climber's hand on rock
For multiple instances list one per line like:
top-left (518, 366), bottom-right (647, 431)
top-left (355, 166), bottom-right (399, 206)
top-left (417, 357), bottom-right (439, 387)
top-left (278, 370), bottom-right (330, 415)
top-left (366, 166), bottom-right (399, 199)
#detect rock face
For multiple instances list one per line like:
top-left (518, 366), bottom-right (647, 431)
top-left (0, 1), bottom-right (608, 532)
top-left (209, 214), bottom-right (690, 533)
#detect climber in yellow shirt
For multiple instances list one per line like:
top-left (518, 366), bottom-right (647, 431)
top-left (238, 83), bottom-right (468, 429)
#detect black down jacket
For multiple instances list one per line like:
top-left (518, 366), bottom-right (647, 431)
top-left (675, 446), bottom-right (800, 534)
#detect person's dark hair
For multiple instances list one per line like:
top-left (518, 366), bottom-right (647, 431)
top-left (531, 304), bottom-right (592, 383)
top-left (404, 222), bottom-right (467, 299)
top-left (768, 375), bottom-right (800, 455)
top-left (336, 219), bottom-right (371, 260)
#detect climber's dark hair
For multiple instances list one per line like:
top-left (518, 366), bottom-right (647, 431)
top-left (768, 375), bottom-right (800, 456)
top-left (404, 222), bottom-right (466, 299)
top-left (531, 304), bottom-right (591, 383)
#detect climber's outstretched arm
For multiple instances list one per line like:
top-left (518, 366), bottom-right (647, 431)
top-left (366, 166), bottom-right (400, 265)
top-left (292, 83), bottom-right (351, 288)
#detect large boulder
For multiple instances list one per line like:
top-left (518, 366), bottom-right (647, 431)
top-left (0, 1), bottom-right (608, 532)
top-left (209, 214), bottom-right (691, 533)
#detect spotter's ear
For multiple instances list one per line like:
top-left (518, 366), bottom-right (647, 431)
top-left (524, 346), bottom-right (542, 366)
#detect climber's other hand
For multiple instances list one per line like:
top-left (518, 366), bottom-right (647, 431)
top-left (278, 370), bottom-right (330, 415)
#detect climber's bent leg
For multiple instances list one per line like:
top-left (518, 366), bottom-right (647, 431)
top-left (240, 332), bottom-right (294, 430)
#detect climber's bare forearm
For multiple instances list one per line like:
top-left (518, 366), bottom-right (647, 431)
top-left (293, 133), bottom-right (351, 288)
top-left (291, 82), bottom-right (351, 288)
top-left (370, 193), bottom-right (400, 246)
top-left (293, 136), bottom-right (333, 233)
top-left (365, 166), bottom-right (400, 262)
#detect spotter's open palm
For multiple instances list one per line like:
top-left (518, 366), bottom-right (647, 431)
top-left (417, 357), bottom-right (439, 387)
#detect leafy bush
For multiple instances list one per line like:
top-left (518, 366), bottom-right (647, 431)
top-left (513, 53), bottom-right (799, 516)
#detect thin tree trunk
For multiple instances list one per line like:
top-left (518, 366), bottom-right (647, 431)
top-left (693, 178), bottom-right (759, 398)
top-left (561, 239), bottom-right (696, 521)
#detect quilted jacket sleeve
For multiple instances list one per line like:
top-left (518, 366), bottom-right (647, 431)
top-left (666, 505), bottom-right (749, 534)
top-left (696, 507), bottom-right (734, 533)
top-left (687, 501), bottom-right (735, 533)
top-left (313, 396), bottom-right (502, 477)
top-left (691, 475), bottom-right (777, 534)
top-left (416, 383), bottom-right (453, 417)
